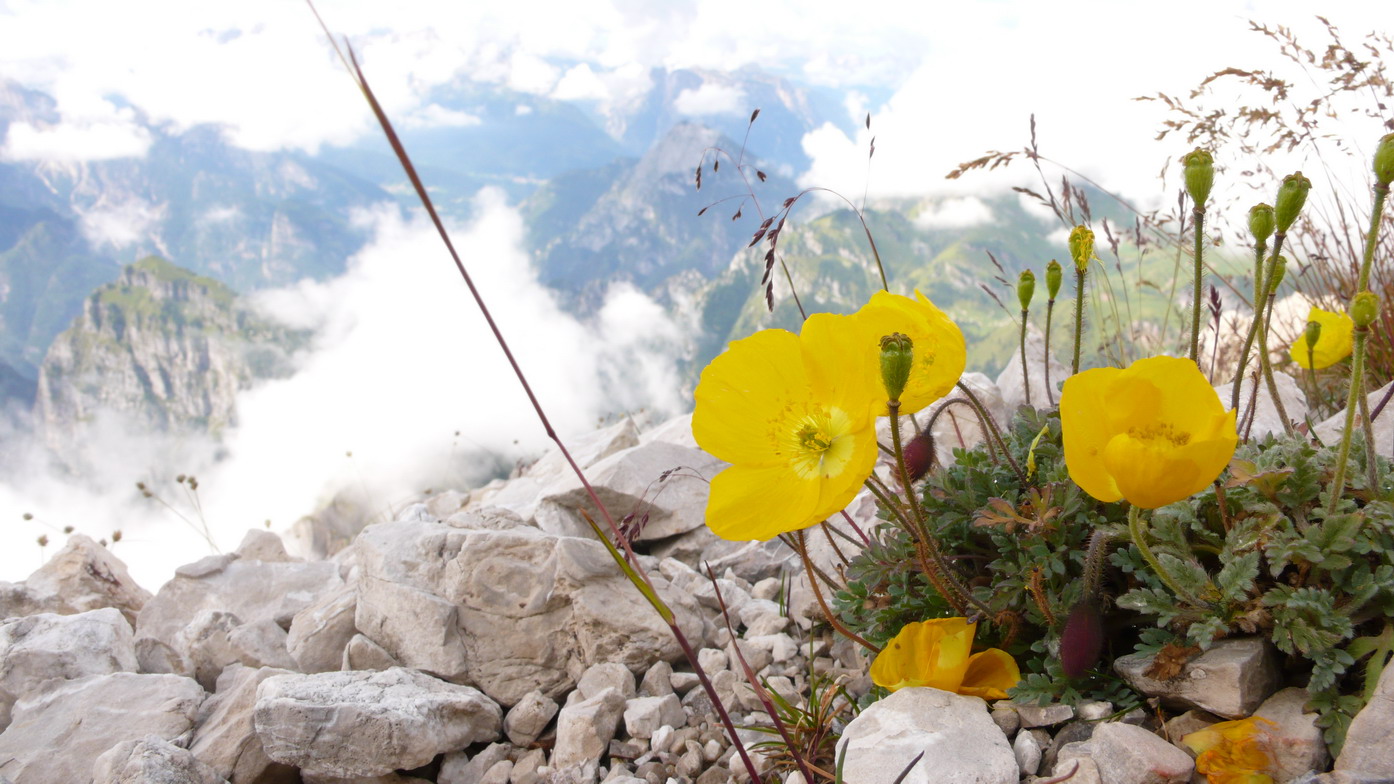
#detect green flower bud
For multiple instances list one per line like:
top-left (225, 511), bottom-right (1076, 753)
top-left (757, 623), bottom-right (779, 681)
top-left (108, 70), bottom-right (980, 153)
top-left (1181, 148), bottom-right (1215, 207)
top-left (1046, 260), bottom-right (1063, 300)
top-left (1248, 203), bottom-right (1275, 245)
top-left (1017, 270), bottom-right (1036, 311)
top-left (1376, 132), bottom-right (1394, 188)
top-left (879, 333), bottom-right (913, 403)
top-left (1275, 172), bottom-right (1311, 234)
top-left (1351, 291), bottom-right (1380, 329)
top-left (1305, 320), bottom-right (1323, 351)
top-left (1068, 225), bottom-right (1095, 272)
top-left (1267, 255), bottom-right (1287, 294)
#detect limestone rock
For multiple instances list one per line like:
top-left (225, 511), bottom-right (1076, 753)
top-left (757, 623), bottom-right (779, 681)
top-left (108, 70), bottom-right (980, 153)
top-left (1254, 687), bottom-right (1329, 782)
top-left (1013, 729), bottom-right (1046, 777)
top-left (253, 667), bottom-right (502, 778)
top-left (1054, 722), bottom-right (1193, 784)
top-left (1014, 701), bottom-right (1074, 728)
top-left (93, 734), bottom-right (229, 784)
top-left (1114, 638), bottom-right (1281, 718)
top-left (439, 742), bottom-right (511, 784)
top-left (925, 372), bottom-right (1008, 468)
top-left (136, 551), bottom-right (341, 656)
top-left (176, 611), bottom-right (296, 691)
top-left (839, 687), bottom-right (1016, 784)
top-left (553, 686), bottom-right (627, 779)
top-left (287, 583), bottom-right (358, 673)
top-left (0, 608), bottom-right (137, 728)
top-left (1216, 370), bottom-right (1307, 441)
top-left (1336, 656), bottom-right (1394, 779)
top-left (995, 329), bottom-right (1067, 414)
top-left (1, 535), bottom-right (151, 626)
top-left (353, 519), bottom-right (704, 706)
top-left (624, 693), bottom-right (686, 739)
top-left (0, 672), bottom-right (205, 784)
top-left (504, 689), bottom-right (560, 747)
top-left (234, 530), bottom-right (293, 563)
top-left (189, 665), bottom-right (297, 784)
top-left (342, 633), bottom-right (398, 671)
top-left (1316, 380), bottom-right (1394, 458)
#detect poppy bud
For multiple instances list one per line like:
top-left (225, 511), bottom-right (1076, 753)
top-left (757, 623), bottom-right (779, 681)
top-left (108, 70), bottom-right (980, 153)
top-left (1304, 320), bottom-right (1322, 352)
top-left (1069, 226), bottom-right (1095, 272)
top-left (1059, 601), bottom-right (1104, 679)
top-left (1275, 172), bottom-right (1311, 234)
top-left (1046, 260), bottom-right (1063, 300)
top-left (902, 428), bottom-right (936, 482)
top-left (1267, 256), bottom-right (1287, 295)
top-left (1375, 132), bottom-right (1394, 188)
top-left (1017, 270), bottom-right (1036, 311)
top-left (1248, 203), bottom-right (1275, 245)
top-left (879, 333), bottom-right (913, 403)
top-left (1351, 291), bottom-right (1380, 329)
top-left (1181, 148), bottom-right (1215, 207)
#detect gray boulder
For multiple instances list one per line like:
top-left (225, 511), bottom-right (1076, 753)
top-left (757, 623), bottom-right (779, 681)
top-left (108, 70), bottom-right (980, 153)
top-left (93, 734), bottom-right (229, 784)
top-left (838, 687), bottom-right (1016, 784)
top-left (0, 535), bottom-right (151, 626)
top-left (189, 665), bottom-right (298, 784)
top-left (0, 608), bottom-right (137, 729)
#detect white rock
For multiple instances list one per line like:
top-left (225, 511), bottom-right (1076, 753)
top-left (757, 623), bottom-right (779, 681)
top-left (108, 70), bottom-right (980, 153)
top-left (745, 633), bottom-right (800, 665)
top-left (234, 529), bottom-right (293, 563)
top-left (927, 372), bottom-right (1008, 467)
top-left (0, 608), bottom-right (137, 729)
top-left (1013, 728), bottom-right (1043, 776)
top-left (1, 534), bottom-right (151, 627)
top-left (253, 667), bottom-right (502, 778)
top-left (1254, 687), bottom-right (1329, 782)
top-left (0, 672), bottom-right (205, 784)
top-left (1014, 701), bottom-right (1074, 728)
top-left (1216, 370), bottom-right (1307, 440)
top-left (1336, 656), bottom-right (1394, 778)
top-left (1114, 638), bottom-right (1281, 719)
top-left (640, 413), bottom-right (699, 450)
top-left (287, 583), bottom-right (358, 673)
top-left (640, 660), bottom-right (675, 697)
top-left (353, 520), bottom-right (703, 707)
top-left (505, 689), bottom-right (560, 747)
top-left (553, 686), bottom-right (627, 779)
top-left (624, 693), bottom-right (686, 739)
top-left (1055, 722), bottom-right (1194, 784)
top-left (698, 647), bottom-right (729, 674)
top-left (440, 742), bottom-right (511, 784)
top-left (188, 665), bottom-right (296, 784)
top-left (343, 632), bottom-right (399, 671)
top-left (839, 687), bottom-right (1016, 784)
top-left (93, 734), bottom-right (228, 784)
top-left (995, 328), bottom-right (1067, 414)
top-left (1316, 380), bottom-right (1394, 458)
top-left (177, 611), bottom-right (296, 691)
top-left (577, 661), bottom-right (637, 701)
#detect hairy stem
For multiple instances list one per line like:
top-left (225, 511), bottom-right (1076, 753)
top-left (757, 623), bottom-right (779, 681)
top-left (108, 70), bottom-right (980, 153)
top-left (1330, 327), bottom-right (1372, 515)
top-left (1072, 266), bottom-right (1086, 375)
top-left (1190, 206), bottom-right (1205, 363)
top-left (1128, 506), bottom-right (1207, 609)
top-left (1045, 298), bottom-right (1057, 406)
top-left (955, 382), bottom-right (1029, 487)
top-left (1230, 239), bottom-right (1274, 411)
top-left (1019, 308), bottom-right (1032, 407)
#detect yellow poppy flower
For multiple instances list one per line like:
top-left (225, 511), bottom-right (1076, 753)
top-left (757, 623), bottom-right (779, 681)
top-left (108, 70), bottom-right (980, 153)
top-left (1060, 356), bottom-right (1238, 509)
top-left (851, 290), bottom-right (966, 415)
top-left (693, 313), bottom-right (881, 540)
top-left (1288, 307), bottom-right (1354, 369)
top-left (869, 618), bottom-right (1020, 699)
top-left (1182, 717), bottom-right (1277, 784)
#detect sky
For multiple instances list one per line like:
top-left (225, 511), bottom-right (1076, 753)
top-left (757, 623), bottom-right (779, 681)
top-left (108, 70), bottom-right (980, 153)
top-left (0, 0), bottom-right (1390, 587)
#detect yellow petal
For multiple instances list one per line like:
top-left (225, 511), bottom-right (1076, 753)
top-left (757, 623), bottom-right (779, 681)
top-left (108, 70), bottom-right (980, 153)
top-left (693, 329), bottom-right (810, 465)
top-left (958, 648), bottom-right (1020, 700)
top-left (704, 462), bottom-right (820, 541)
top-left (1289, 308), bottom-right (1355, 369)
top-left (1102, 409), bottom-right (1238, 509)
top-left (870, 618), bottom-right (975, 692)
top-left (1112, 355), bottom-right (1223, 437)
top-left (800, 312), bottom-right (882, 423)
top-left (1060, 367), bottom-right (1124, 504)
top-left (806, 427), bottom-right (879, 527)
top-left (854, 290), bottom-right (966, 415)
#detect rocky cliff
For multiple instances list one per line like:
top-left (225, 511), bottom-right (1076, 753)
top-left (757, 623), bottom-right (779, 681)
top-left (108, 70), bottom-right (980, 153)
top-left (33, 257), bottom-right (302, 468)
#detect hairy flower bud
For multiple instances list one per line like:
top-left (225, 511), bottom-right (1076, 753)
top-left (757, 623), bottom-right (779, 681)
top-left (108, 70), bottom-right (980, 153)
top-left (879, 333), bottom-right (914, 403)
top-left (1376, 132), bottom-right (1394, 188)
top-left (1275, 172), bottom-right (1311, 234)
top-left (1059, 602), bottom-right (1104, 679)
top-left (1351, 291), bottom-right (1380, 329)
top-left (1017, 270), bottom-right (1036, 311)
top-left (1069, 225), bottom-right (1095, 272)
top-left (1304, 320), bottom-right (1323, 352)
top-left (1045, 260), bottom-right (1063, 300)
top-left (902, 428), bottom-right (936, 482)
top-left (1248, 203), bottom-right (1275, 245)
top-left (1181, 148), bottom-right (1215, 207)
top-left (1267, 256), bottom-right (1287, 295)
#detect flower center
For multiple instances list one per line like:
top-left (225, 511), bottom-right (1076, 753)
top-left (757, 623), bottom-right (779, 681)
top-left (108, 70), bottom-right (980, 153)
top-left (1127, 422), bottom-right (1190, 447)
top-left (781, 407), bottom-right (857, 480)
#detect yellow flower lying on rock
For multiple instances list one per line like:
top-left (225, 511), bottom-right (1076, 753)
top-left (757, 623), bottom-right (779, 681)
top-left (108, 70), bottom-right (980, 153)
top-left (693, 313), bottom-right (882, 541)
top-left (869, 617), bottom-right (1020, 699)
top-left (693, 291), bottom-right (965, 541)
top-left (1288, 307), bottom-right (1354, 370)
top-left (1182, 716), bottom-right (1278, 784)
top-left (1060, 356), bottom-right (1238, 509)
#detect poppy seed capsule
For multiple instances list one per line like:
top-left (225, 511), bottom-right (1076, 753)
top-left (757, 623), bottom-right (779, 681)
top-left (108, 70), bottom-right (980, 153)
top-left (1248, 203), bottom-right (1275, 245)
top-left (1059, 601), bottom-right (1104, 679)
top-left (1017, 270), bottom-right (1036, 311)
top-left (1275, 172), bottom-right (1311, 234)
top-left (1181, 148), bottom-right (1215, 207)
top-left (902, 428), bottom-right (936, 482)
top-left (1045, 260), bottom-right (1063, 300)
top-left (879, 333), bottom-right (913, 403)
top-left (1304, 321), bottom-right (1322, 351)
top-left (1375, 132), bottom-right (1394, 188)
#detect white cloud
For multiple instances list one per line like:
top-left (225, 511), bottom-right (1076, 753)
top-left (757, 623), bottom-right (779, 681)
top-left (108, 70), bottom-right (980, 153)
top-left (913, 196), bottom-right (992, 229)
top-left (673, 82), bottom-right (746, 117)
top-left (0, 190), bottom-right (688, 587)
top-left (403, 103), bottom-right (482, 129)
top-left (553, 63), bottom-right (609, 102)
top-left (79, 198), bottom-right (165, 249)
top-left (2, 117), bottom-right (151, 163)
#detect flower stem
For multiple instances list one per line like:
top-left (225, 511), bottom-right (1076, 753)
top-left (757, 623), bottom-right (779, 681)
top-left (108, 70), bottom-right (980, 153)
top-left (1357, 185), bottom-right (1389, 292)
top-left (1230, 239), bottom-right (1273, 412)
top-left (1019, 308), bottom-right (1032, 407)
top-left (1072, 266), bottom-right (1086, 375)
top-left (792, 530), bottom-right (880, 653)
top-left (1127, 506), bottom-right (1207, 609)
top-left (955, 382), bottom-right (1029, 487)
top-left (1257, 281), bottom-right (1295, 436)
top-left (1045, 297), bottom-right (1057, 406)
top-left (1330, 326), bottom-right (1372, 515)
top-left (1190, 206), bottom-right (1205, 364)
